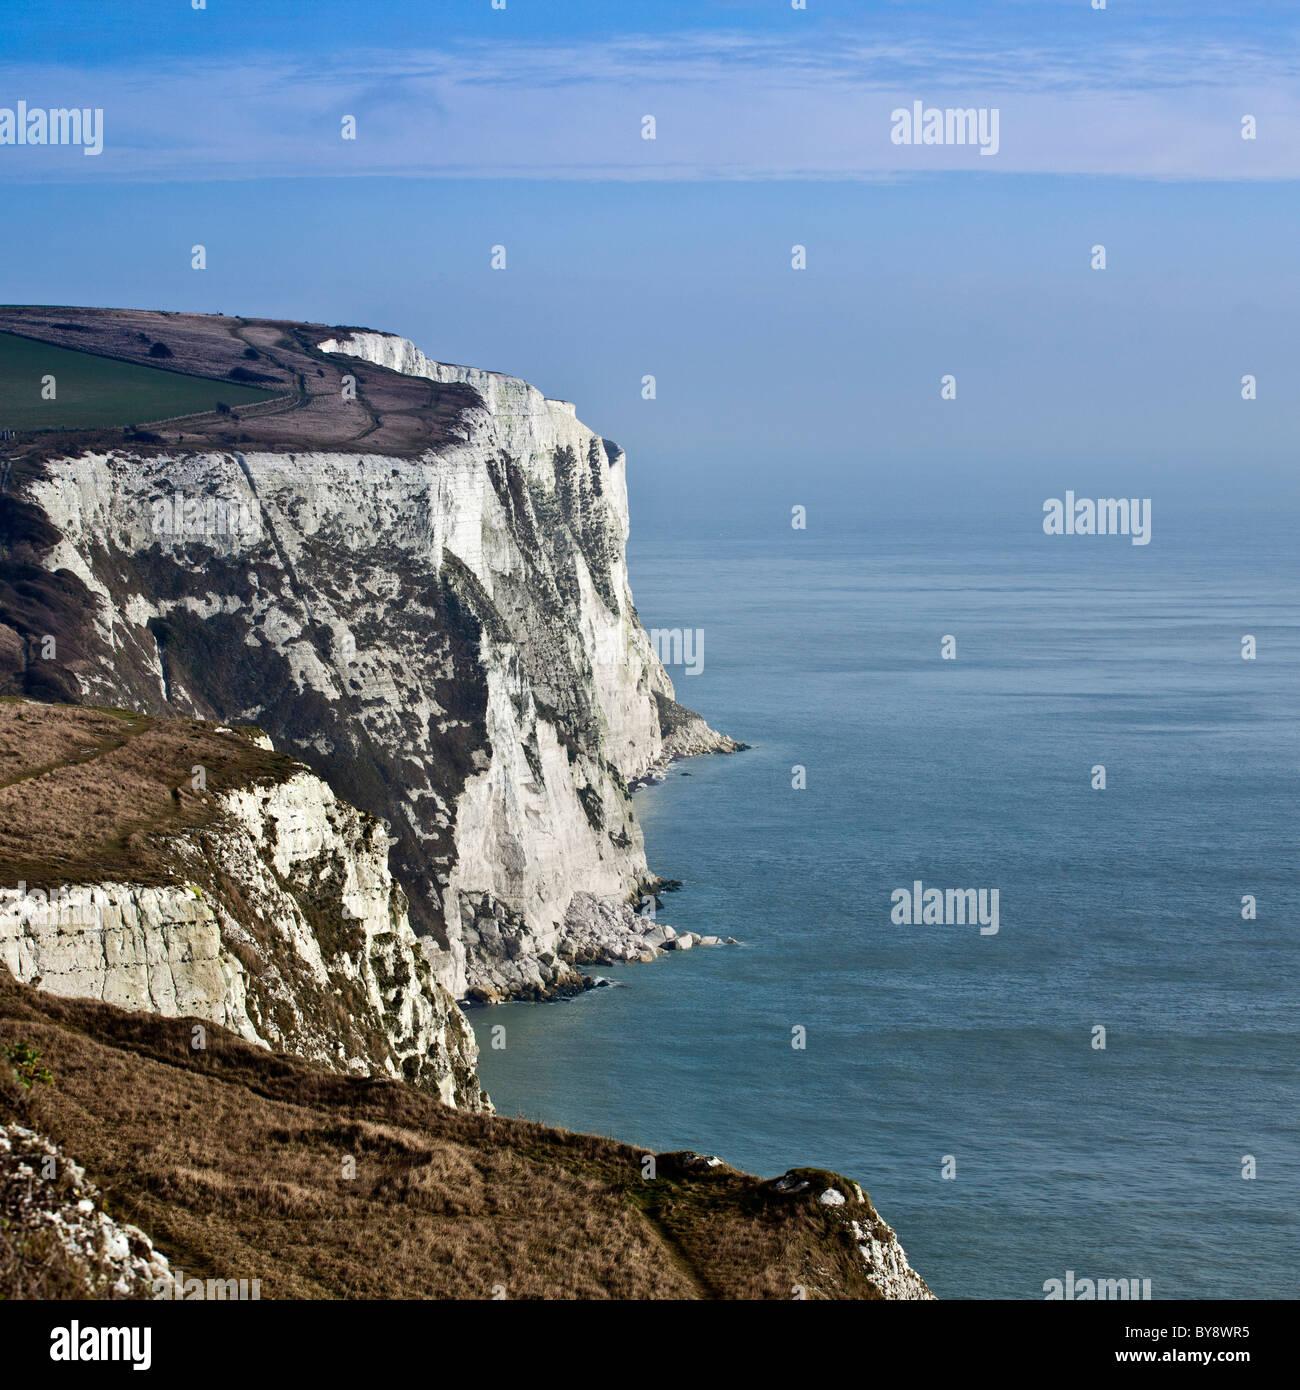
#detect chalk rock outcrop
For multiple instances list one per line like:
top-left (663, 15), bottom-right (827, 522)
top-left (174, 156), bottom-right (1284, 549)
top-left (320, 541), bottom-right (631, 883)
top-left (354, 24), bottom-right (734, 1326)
top-left (769, 1172), bottom-right (935, 1300)
top-left (0, 1122), bottom-right (175, 1299)
top-left (0, 758), bottom-right (486, 1109)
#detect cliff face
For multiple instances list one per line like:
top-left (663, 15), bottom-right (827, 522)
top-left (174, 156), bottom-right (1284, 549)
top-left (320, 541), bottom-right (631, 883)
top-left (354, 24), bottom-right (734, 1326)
top-left (1, 773), bottom-right (485, 1110)
top-left (0, 312), bottom-right (935, 1301)
top-left (0, 704), bottom-right (485, 1108)
top-left (0, 316), bottom-right (738, 1003)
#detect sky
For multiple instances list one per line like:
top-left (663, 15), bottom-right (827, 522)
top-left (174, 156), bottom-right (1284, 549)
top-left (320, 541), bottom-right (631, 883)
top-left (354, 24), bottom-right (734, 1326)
top-left (2, 0), bottom-right (1298, 530)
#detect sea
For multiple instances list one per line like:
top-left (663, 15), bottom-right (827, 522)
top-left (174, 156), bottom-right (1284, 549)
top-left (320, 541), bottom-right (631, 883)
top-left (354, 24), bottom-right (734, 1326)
top-left (473, 499), bottom-right (1298, 1299)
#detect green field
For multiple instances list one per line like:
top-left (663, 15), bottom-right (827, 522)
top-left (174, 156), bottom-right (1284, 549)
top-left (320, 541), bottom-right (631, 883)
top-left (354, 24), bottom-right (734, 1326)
top-left (0, 331), bottom-right (277, 432)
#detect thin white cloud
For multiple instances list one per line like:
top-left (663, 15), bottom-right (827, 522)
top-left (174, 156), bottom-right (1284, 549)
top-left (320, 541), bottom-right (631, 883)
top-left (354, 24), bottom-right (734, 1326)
top-left (1, 30), bottom-right (1298, 182)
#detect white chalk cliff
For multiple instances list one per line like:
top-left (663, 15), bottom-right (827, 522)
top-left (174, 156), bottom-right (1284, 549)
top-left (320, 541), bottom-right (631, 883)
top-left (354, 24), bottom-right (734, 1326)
top-left (0, 313), bottom-right (938, 1299)
top-left (1, 325), bottom-right (739, 1006)
top-left (0, 756), bottom-right (486, 1109)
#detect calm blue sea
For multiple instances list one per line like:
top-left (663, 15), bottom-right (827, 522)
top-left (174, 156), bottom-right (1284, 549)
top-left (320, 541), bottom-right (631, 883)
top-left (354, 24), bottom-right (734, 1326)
top-left (473, 503), bottom-right (1299, 1299)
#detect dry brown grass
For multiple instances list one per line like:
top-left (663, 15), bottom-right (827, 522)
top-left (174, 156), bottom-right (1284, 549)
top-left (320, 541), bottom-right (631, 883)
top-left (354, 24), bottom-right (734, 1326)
top-left (0, 965), bottom-right (882, 1300)
top-left (0, 699), bottom-right (295, 889)
top-left (0, 700), bottom-right (891, 1301)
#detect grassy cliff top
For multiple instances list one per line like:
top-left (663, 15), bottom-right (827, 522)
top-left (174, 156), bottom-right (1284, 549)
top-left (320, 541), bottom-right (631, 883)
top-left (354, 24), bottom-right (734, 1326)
top-left (0, 698), bottom-right (298, 891)
top-left (0, 330), bottom-right (277, 432)
top-left (0, 305), bottom-right (477, 463)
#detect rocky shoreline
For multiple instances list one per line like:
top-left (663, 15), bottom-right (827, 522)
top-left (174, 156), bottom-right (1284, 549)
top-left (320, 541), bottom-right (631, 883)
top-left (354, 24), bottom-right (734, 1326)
top-left (461, 863), bottom-right (743, 1006)
top-left (462, 730), bottom-right (752, 1006)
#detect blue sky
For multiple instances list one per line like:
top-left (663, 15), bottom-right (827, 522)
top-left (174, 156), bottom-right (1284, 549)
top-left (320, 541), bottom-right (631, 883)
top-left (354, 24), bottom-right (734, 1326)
top-left (2, 1), bottom-right (1298, 528)
top-left (4, 1), bottom-right (1300, 180)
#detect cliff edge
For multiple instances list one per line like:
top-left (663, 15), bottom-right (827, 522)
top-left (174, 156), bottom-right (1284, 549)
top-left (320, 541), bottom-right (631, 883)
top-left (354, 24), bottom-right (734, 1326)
top-left (0, 700), bottom-right (485, 1109)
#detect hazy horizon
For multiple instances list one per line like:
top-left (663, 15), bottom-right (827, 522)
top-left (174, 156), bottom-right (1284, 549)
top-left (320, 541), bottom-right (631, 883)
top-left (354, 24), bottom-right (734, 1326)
top-left (4, 2), bottom-right (1299, 530)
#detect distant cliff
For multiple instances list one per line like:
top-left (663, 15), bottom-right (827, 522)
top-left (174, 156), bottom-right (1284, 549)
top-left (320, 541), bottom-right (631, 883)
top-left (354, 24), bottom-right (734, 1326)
top-left (0, 308), bottom-right (740, 1004)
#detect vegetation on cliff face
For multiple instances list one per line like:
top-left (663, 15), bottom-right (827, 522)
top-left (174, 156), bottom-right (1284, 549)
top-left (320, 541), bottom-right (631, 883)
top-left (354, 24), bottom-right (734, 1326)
top-left (0, 308), bottom-right (743, 1003)
top-left (0, 697), bottom-right (296, 889)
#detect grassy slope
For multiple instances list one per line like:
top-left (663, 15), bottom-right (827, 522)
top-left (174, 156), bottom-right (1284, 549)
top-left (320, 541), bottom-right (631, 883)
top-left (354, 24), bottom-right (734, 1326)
top-left (0, 969), bottom-right (885, 1300)
top-left (0, 331), bottom-right (275, 432)
top-left (0, 698), bottom-right (295, 889)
